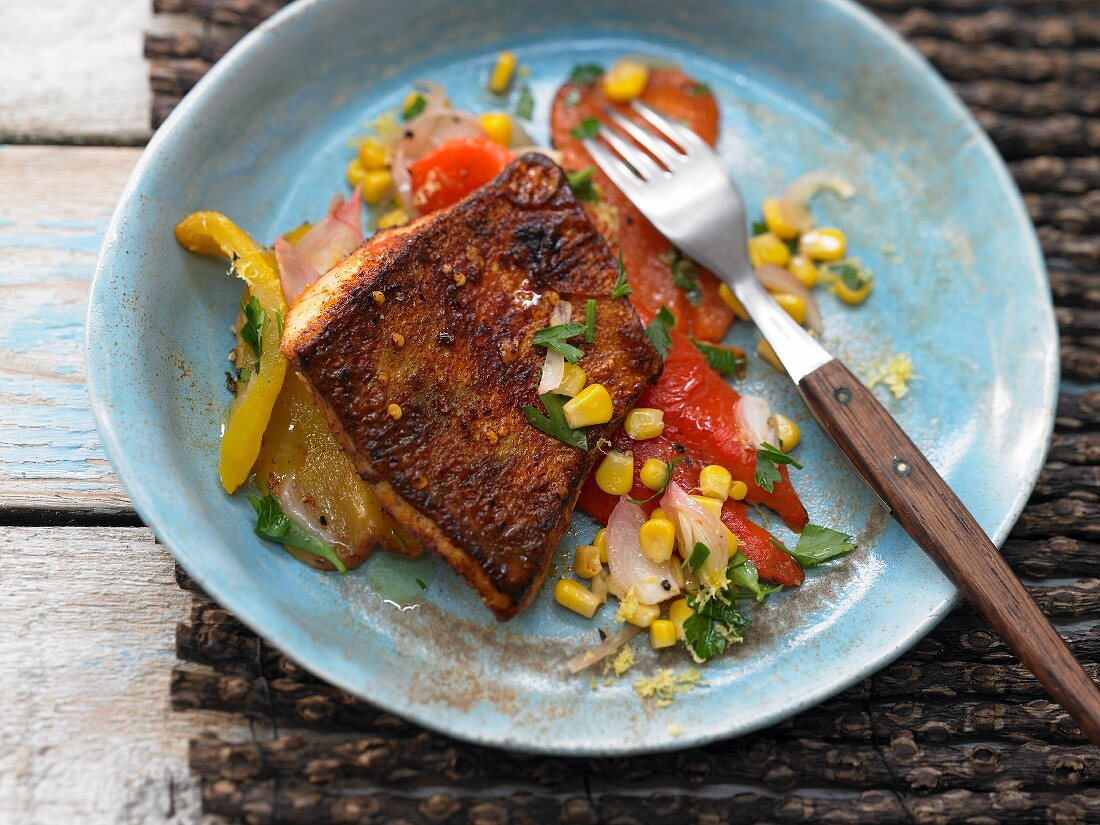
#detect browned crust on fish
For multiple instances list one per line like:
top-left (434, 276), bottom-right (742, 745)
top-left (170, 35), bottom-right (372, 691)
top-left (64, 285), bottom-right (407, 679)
top-left (282, 154), bottom-right (661, 619)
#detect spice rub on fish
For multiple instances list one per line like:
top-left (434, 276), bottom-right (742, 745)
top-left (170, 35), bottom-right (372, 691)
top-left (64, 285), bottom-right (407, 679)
top-left (282, 153), bottom-right (662, 619)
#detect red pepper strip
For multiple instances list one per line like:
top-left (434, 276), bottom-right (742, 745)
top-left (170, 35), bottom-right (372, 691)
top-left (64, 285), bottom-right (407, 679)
top-left (577, 433), bottom-right (804, 586)
top-left (634, 327), bottom-right (810, 533)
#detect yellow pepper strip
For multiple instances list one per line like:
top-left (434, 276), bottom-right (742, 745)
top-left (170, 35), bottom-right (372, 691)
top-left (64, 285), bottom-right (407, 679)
top-left (174, 211), bottom-right (289, 493)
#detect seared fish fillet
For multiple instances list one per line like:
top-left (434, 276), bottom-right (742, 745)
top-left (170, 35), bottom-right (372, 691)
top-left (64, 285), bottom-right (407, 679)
top-left (282, 154), bottom-right (661, 619)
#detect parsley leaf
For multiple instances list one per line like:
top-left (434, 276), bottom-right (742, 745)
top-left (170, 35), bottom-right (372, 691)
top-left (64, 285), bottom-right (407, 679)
top-left (627, 456), bottom-right (684, 505)
top-left (824, 259), bottom-right (873, 291)
top-left (692, 340), bottom-right (745, 377)
top-left (569, 63), bottom-right (604, 84)
top-left (248, 494), bottom-right (348, 573)
top-left (689, 81), bottom-right (712, 97)
top-left (240, 296), bottom-right (266, 372)
top-left (645, 305), bottom-right (675, 360)
top-left (523, 392), bottom-right (588, 450)
top-left (751, 220), bottom-right (768, 236)
top-left (567, 166), bottom-right (600, 204)
top-left (685, 542), bottom-right (710, 574)
top-left (571, 116), bottom-right (600, 140)
top-left (753, 441), bottom-right (803, 493)
top-left (683, 596), bottom-right (751, 661)
top-left (514, 83), bottom-right (534, 120)
top-left (669, 248), bottom-right (702, 305)
top-left (610, 253), bottom-right (632, 299)
top-left (789, 524), bottom-right (856, 569)
top-left (402, 93), bottom-right (427, 121)
top-left (533, 321), bottom-right (586, 363)
top-left (727, 552), bottom-right (783, 602)
top-left (584, 299), bottom-right (597, 343)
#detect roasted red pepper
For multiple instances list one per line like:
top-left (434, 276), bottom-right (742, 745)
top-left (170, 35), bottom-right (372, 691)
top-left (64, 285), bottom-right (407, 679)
top-left (578, 433), bottom-right (804, 586)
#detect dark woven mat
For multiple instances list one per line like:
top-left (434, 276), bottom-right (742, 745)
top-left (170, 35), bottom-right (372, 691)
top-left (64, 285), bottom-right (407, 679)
top-left (150, 2), bottom-right (1100, 822)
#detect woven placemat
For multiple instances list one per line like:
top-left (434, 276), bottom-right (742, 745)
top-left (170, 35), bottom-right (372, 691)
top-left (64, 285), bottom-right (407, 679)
top-left (149, 2), bottom-right (1100, 822)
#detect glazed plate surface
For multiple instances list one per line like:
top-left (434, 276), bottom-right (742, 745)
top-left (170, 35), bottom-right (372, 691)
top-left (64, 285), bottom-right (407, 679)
top-left (87, 0), bottom-right (1055, 754)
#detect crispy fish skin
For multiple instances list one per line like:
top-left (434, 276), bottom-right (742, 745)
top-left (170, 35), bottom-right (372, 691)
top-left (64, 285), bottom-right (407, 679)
top-left (283, 154), bottom-right (662, 619)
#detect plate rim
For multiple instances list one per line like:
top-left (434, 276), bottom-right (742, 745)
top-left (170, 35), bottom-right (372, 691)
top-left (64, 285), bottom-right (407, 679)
top-left (86, 0), bottom-right (1058, 755)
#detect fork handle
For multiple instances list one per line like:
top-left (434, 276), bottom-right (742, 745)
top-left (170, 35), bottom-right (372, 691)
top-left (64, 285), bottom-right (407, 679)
top-left (798, 359), bottom-right (1100, 743)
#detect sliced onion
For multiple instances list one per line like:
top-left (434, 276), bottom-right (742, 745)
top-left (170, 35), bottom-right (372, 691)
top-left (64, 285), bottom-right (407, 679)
top-left (276, 186), bottom-right (364, 302)
top-left (755, 263), bottom-right (823, 334)
top-left (391, 110), bottom-right (485, 217)
top-left (606, 497), bottom-right (680, 605)
top-left (779, 171), bottom-right (855, 233)
top-left (661, 481), bottom-right (729, 577)
top-left (734, 394), bottom-right (776, 450)
top-left (275, 477), bottom-right (347, 550)
top-left (566, 625), bottom-right (643, 674)
top-left (536, 300), bottom-right (573, 394)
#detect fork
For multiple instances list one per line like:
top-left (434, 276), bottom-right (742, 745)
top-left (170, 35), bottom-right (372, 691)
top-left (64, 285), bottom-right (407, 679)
top-left (583, 102), bottom-right (1100, 743)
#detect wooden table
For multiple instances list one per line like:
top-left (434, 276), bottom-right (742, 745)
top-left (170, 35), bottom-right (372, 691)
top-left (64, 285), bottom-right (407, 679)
top-left (2, 1), bottom-right (1097, 823)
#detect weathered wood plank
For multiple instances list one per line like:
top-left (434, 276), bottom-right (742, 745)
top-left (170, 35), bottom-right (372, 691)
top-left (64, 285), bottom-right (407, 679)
top-left (0, 527), bottom-right (249, 824)
top-left (0, 146), bottom-right (140, 515)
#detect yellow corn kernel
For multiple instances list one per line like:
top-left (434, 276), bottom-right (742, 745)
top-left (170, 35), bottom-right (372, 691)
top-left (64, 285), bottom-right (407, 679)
top-left (489, 51), bottom-right (517, 94)
top-left (346, 159), bottom-right (368, 187)
top-left (360, 169), bottom-right (393, 205)
top-left (757, 338), bottom-right (783, 372)
top-left (624, 407), bottom-right (664, 440)
top-left (774, 413), bottom-right (800, 452)
top-left (788, 254), bottom-right (819, 288)
top-left (762, 197), bottom-right (800, 240)
top-left (699, 464), bottom-right (732, 501)
top-left (562, 383), bottom-right (613, 428)
top-left (836, 276), bottom-right (873, 305)
top-left (729, 480), bottom-right (748, 500)
top-left (593, 527), bottom-right (608, 564)
top-left (378, 207), bottom-right (409, 229)
top-left (626, 602), bottom-right (660, 628)
top-left (596, 450), bottom-right (634, 496)
top-left (640, 458), bottom-right (668, 491)
top-left (649, 619), bottom-right (677, 649)
top-left (748, 232), bottom-right (791, 267)
top-left (552, 363), bottom-right (586, 397)
top-left (574, 544), bottom-right (603, 579)
top-left (357, 137), bottom-right (389, 170)
top-left (651, 507), bottom-right (671, 523)
top-left (669, 598), bottom-right (694, 640)
top-left (282, 223), bottom-right (312, 245)
top-left (719, 282), bottom-right (750, 320)
top-left (689, 494), bottom-right (723, 518)
top-left (799, 227), bottom-right (847, 261)
top-left (478, 112), bottom-right (512, 146)
top-left (554, 578), bottom-right (601, 618)
top-left (770, 291), bottom-right (807, 325)
top-left (639, 517), bottom-right (676, 563)
top-left (602, 59), bottom-right (650, 102)
top-left (723, 525), bottom-right (739, 556)
top-left (590, 569), bottom-right (610, 603)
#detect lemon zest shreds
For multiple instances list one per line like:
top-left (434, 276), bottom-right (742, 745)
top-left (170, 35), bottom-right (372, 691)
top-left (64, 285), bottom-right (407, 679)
top-left (601, 645), bottom-right (636, 685)
top-left (634, 668), bottom-right (703, 708)
top-left (615, 586), bottom-right (640, 624)
top-left (865, 353), bottom-right (918, 400)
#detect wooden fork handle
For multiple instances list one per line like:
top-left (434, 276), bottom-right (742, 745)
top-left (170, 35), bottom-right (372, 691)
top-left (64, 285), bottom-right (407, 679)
top-left (799, 359), bottom-right (1100, 743)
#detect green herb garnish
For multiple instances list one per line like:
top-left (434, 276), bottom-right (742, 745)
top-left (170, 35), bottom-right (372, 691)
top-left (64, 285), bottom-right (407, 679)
top-left (611, 252), bottom-right (632, 299)
top-left (523, 392), bottom-right (588, 450)
top-left (683, 595), bottom-right (751, 661)
top-left (627, 456), bottom-right (685, 505)
top-left (689, 82), bottom-right (712, 97)
top-left (753, 441), bottom-right (803, 493)
top-left (569, 64), bottom-right (604, 85)
top-left (571, 116), bottom-right (601, 140)
top-left (240, 296), bottom-right (266, 371)
top-left (567, 166), bottom-right (600, 204)
top-left (669, 248), bottom-right (702, 306)
top-left (584, 299), bottom-right (597, 343)
top-left (824, 259), bottom-right (873, 291)
top-left (692, 340), bottom-right (746, 377)
top-left (685, 542), bottom-right (710, 574)
top-left (726, 552), bottom-right (783, 602)
top-left (415, 577), bottom-right (428, 590)
top-left (402, 93), bottom-right (427, 121)
top-left (644, 305), bottom-right (675, 360)
top-left (751, 220), bottom-right (768, 236)
top-left (514, 83), bottom-right (534, 120)
top-left (533, 321), bottom-right (586, 363)
top-left (248, 494), bottom-right (347, 573)
top-left (788, 524), bottom-right (856, 569)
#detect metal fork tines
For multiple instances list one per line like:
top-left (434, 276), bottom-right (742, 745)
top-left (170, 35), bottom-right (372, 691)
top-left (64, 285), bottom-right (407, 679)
top-left (581, 101), bottom-right (832, 383)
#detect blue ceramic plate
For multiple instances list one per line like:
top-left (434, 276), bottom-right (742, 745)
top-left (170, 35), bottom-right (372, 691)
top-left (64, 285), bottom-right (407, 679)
top-left (87, 0), bottom-right (1055, 754)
